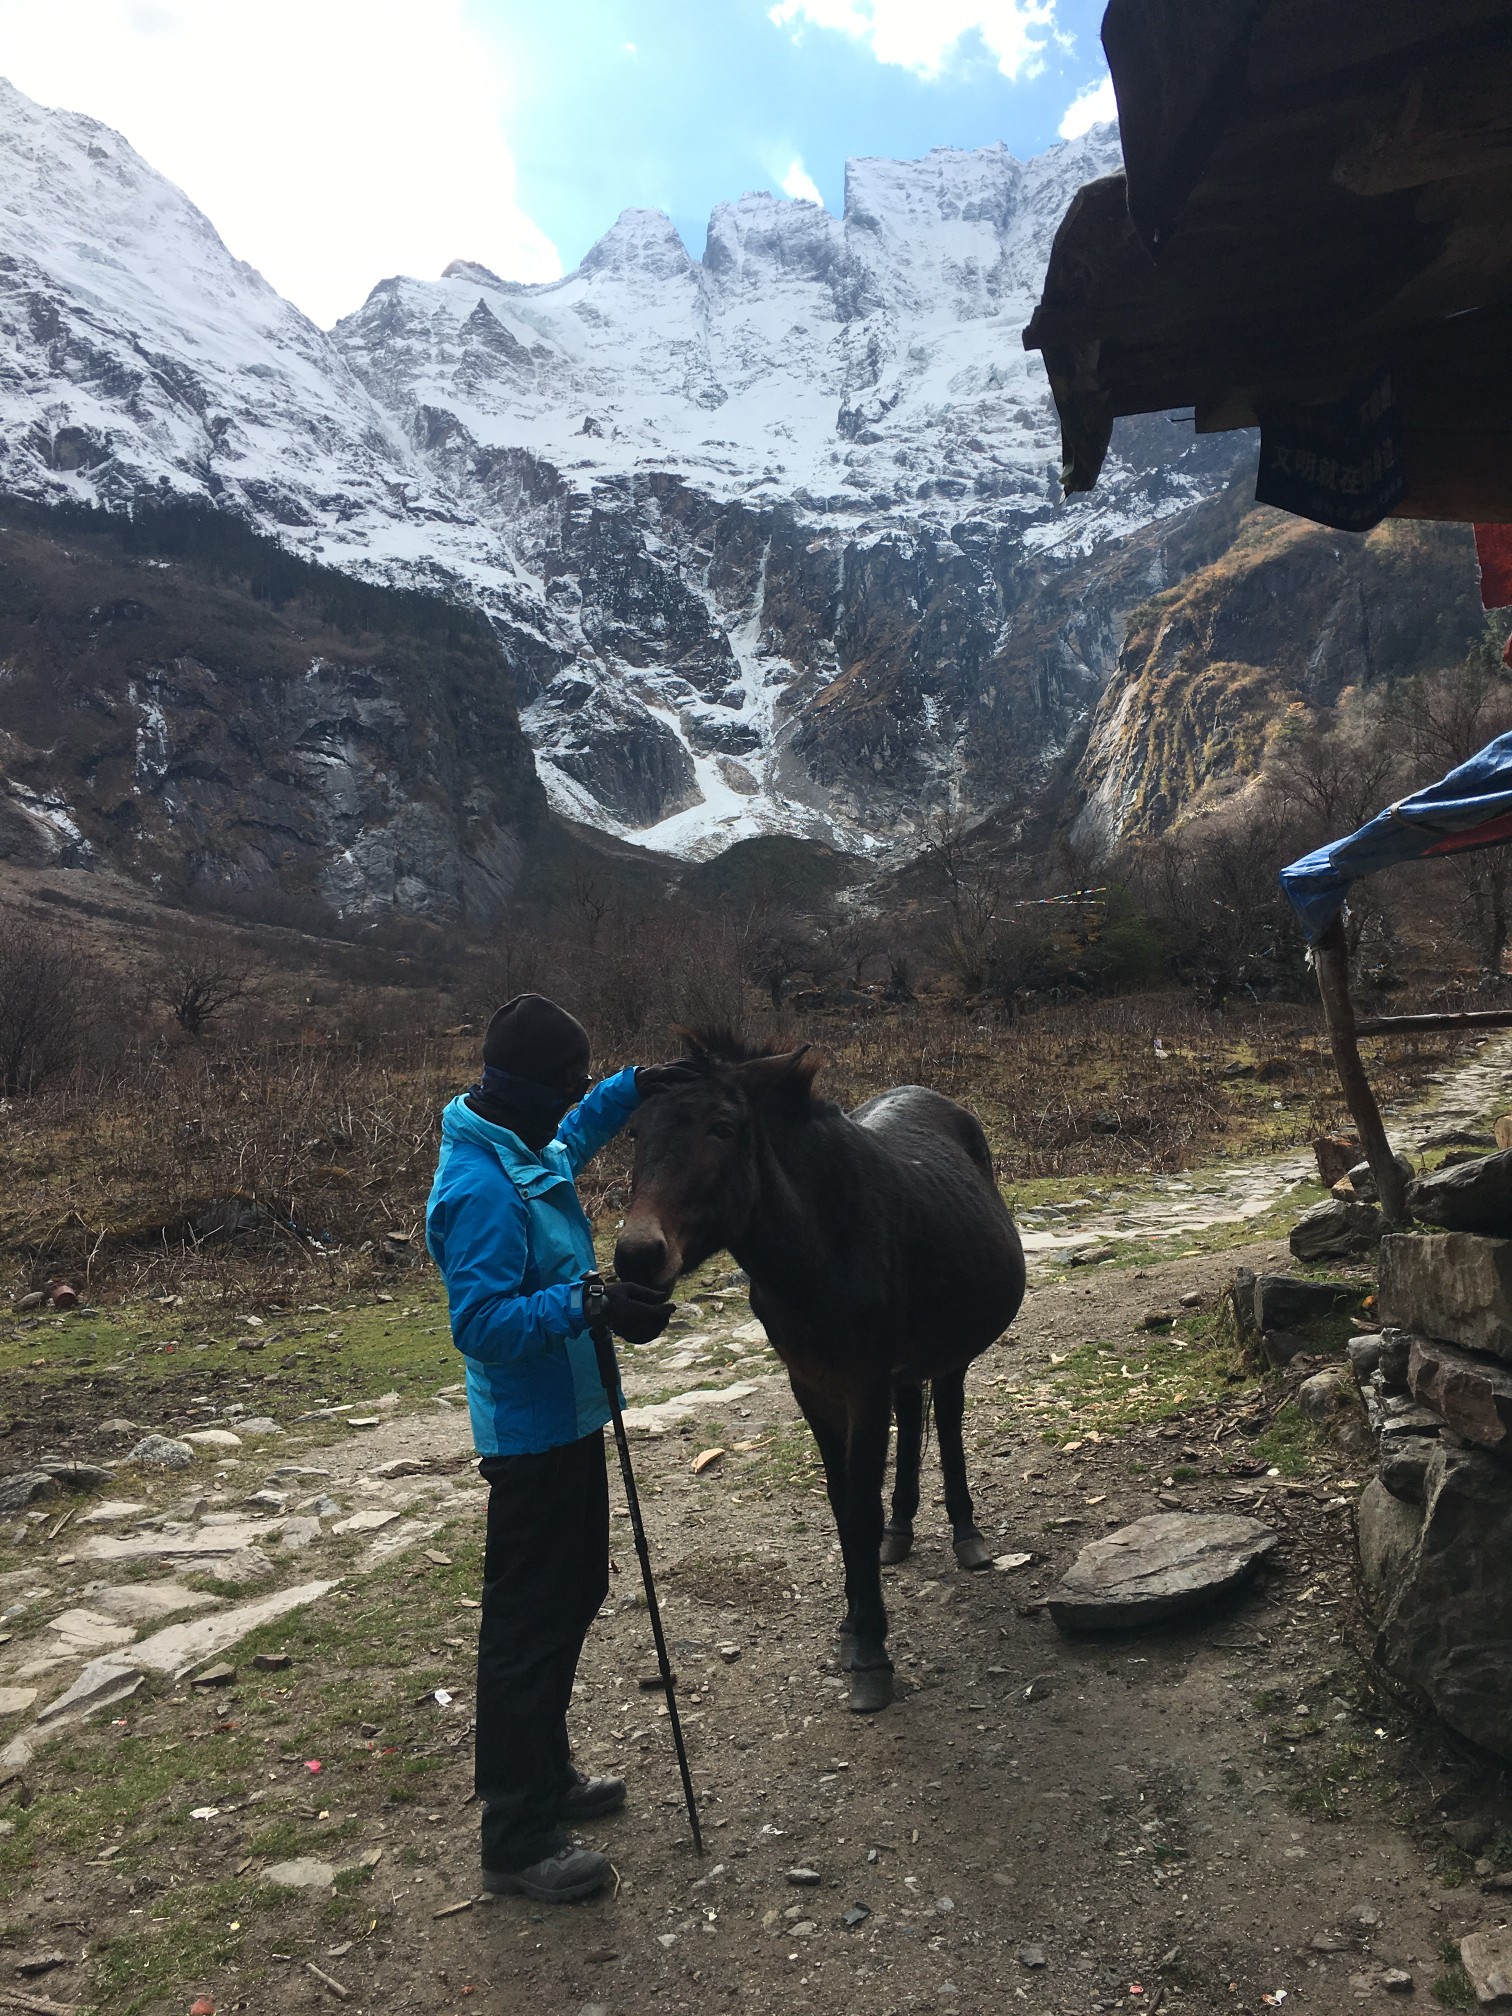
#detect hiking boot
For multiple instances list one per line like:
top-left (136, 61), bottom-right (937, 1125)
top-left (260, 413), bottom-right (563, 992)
top-left (558, 1772), bottom-right (626, 1823)
top-left (482, 1844), bottom-right (611, 1903)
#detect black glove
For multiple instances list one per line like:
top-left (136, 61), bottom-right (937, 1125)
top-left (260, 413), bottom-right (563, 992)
top-left (599, 1278), bottom-right (675, 1346)
top-left (635, 1060), bottom-right (703, 1098)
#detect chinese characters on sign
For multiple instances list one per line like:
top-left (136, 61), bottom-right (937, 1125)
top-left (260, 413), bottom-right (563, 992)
top-left (1254, 367), bottom-right (1407, 532)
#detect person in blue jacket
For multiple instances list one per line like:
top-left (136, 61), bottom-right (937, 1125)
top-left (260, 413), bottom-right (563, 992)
top-left (426, 993), bottom-right (692, 1902)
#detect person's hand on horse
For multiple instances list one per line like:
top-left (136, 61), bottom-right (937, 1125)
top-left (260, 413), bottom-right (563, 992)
top-left (601, 1279), bottom-right (675, 1345)
top-left (635, 1060), bottom-right (703, 1098)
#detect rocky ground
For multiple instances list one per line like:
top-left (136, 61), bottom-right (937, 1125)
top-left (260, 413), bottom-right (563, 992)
top-left (3, 1218), bottom-right (1512, 2016)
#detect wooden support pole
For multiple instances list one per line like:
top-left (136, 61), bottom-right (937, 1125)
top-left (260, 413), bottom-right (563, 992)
top-left (1353, 1008), bottom-right (1512, 1037)
top-left (1313, 918), bottom-right (1410, 1226)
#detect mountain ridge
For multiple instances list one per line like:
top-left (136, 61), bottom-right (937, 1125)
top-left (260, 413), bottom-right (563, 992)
top-left (0, 74), bottom-right (1252, 892)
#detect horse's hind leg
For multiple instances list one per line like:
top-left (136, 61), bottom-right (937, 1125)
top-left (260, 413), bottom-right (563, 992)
top-left (933, 1369), bottom-right (992, 1571)
top-left (881, 1381), bottom-right (924, 1565)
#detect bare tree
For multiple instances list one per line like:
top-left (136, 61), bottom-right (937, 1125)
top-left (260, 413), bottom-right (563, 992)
top-left (150, 932), bottom-right (257, 1036)
top-left (923, 809), bottom-right (1002, 994)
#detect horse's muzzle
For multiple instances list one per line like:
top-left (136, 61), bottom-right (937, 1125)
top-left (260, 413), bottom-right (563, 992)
top-left (614, 1220), bottom-right (679, 1292)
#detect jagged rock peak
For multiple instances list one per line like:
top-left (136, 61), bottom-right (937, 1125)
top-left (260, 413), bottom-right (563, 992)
top-left (578, 207), bottom-right (693, 279)
top-left (442, 257), bottom-right (510, 288)
top-left (703, 190), bottom-right (842, 284)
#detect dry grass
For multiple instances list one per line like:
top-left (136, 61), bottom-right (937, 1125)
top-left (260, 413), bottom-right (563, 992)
top-left (0, 986), bottom-right (1459, 1308)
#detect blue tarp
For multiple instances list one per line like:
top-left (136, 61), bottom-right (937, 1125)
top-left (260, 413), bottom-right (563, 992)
top-left (1280, 730), bottom-right (1512, 941)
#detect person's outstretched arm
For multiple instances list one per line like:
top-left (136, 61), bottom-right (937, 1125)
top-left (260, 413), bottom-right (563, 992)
top-left (555, 1066), bottom-right (641, 1175)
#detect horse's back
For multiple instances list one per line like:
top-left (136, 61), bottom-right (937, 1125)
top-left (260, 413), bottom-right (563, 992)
top-left (848, 1085), bottom-right (1025, 1366)
top-left (852, 1084), bottom-right (996, 1184)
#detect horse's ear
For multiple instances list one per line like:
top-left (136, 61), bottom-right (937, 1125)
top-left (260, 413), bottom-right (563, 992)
top-left (736, 1044), bottom-right (819, 1108)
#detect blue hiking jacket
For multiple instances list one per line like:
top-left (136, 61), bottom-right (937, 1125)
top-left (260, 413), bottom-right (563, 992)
top-left (424, 1068), bottom-right (640, 1456)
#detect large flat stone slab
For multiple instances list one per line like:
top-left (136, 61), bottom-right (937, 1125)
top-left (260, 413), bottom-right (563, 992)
top-left (80, 1521), bottom-right (276, 1562)
top-left (43, 1607), bottom-right (138, 1654)
top-left (1047, 1513), bottom-right (1278, 1632)
top-left (83, 1582), bottom-right (222, 1625)
top-left (1409, 1336), bottom-right (1512, 1451)
top-left (36, 1657), bottom-right (145, 1725)
top-left (1408, 1151), bottom-right (1512, 1237)
top-left (621, 1380), bottom-right (764, 1436)
top-left (130, 1578), bottom-right (339, 1678)
top-left (1379, 1233), bottom-right (1512, 1362)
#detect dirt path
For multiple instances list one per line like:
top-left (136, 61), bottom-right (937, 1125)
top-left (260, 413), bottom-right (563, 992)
top-left (1016, 1032), bottom-right (1512, 1256)
top-left (3, 1230), bottom-right (1506, 2016)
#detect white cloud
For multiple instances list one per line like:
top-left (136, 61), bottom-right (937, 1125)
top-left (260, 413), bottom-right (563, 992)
top-left (1058, 71), bottom-right (1117, 138)
top-left (780, 157), bottom-right (824, 205)
top-left (0, 0), bottom-right (562, 327)
top-left (768, 0), bottom-right (1055, 82)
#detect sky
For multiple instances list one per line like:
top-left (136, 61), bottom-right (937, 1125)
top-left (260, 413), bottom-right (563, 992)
top-left (0, 0), bottom-right (1117, 328)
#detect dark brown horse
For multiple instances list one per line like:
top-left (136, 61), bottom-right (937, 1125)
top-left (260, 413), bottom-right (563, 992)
top-left (615, 1032), bottom-right (1026, 1712)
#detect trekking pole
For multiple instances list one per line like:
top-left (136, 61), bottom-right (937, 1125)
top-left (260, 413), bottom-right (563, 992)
top-left (583, 1273), bottom-right (704, 1856)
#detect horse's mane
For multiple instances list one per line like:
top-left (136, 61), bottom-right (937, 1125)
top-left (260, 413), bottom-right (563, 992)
top-left (675, 1026), bottom-right (825, 1110)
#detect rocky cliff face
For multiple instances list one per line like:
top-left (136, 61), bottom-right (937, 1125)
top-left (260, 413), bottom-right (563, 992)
top-left (0, 503), bottom-right (543, 921)
top-left (0, 77), bottom-right (1252, 876)
top-left (1073, 512), bottom-right (1488, 844)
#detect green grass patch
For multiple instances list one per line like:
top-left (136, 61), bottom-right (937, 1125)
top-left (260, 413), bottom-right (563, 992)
top-left (1435, 1940), bottom-right (1476, 2009)
top-left (1250, 1401), bottom-right (1323, 1478)
top-left (1014, 1308), bottom-right (1248, 1441)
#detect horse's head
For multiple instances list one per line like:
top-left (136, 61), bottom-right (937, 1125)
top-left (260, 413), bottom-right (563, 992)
top-left (614, 1030), bottom-right (822, 1291)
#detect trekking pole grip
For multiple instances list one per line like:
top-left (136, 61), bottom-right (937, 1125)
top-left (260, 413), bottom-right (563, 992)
top-left (582, 1272), bottom-right (619, 1391)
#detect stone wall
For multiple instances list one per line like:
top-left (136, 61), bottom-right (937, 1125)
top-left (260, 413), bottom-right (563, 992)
top-left (1354, 1229), bottom-right (1512, 1762)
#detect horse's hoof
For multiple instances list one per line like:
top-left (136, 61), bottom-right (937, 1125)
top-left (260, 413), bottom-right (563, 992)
top-left (879, 1525), bottom-right (914, 1566)
top-left (953, 1532), bottom-right (994, 1572)
top-left (848, 1663), bottom-right (894, 1714)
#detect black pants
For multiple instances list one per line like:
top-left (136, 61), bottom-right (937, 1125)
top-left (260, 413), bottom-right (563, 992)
top-left (476, 1431), bottom-right (610, 1871)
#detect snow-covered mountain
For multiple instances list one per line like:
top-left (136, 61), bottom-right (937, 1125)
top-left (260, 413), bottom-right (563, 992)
top-left (0, 76), bottom-right (1249, 870)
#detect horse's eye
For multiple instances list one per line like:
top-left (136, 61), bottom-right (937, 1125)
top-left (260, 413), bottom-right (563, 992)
top-left (708, 1120), bottom-right (736, 1141)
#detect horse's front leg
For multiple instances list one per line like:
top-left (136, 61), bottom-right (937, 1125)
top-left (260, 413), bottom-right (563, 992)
top-left (840, 1388), bottom-right (894, 1713)
top-left (933, 1368), bottom-right (992, 1570)
top-left (881, 1380), bottom-right (924, 1565)
top-left (789, 1376), bottom-right (857, 1654)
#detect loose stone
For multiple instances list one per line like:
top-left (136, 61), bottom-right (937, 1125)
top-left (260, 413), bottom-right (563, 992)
top-left (1048, 1513), bottom-right (1277, 1632)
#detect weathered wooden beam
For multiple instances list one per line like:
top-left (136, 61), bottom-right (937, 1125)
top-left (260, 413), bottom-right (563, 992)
top-left (1355, 1009), bottom-right (1512, 1036)
top-left (1313, 918), bottom-right (1411, 1225)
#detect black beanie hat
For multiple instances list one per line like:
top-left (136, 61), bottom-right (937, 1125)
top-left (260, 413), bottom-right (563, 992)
top-left (481, 994), bottom-right (591, 1089)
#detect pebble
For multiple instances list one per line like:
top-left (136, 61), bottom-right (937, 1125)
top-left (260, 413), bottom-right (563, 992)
top-left (264, 1857), bottom-right (335, 1889)
top-left (346, 1418), bottom-right (382, 1430)
top-left (236, 1418), bottom-right (283, 1437)
top-left (190, 1662), bottom-right (236, 1688)
top-left (1018, 1944), bottom-right (1047, 1969)
top-left (253, 1652), bottom-right (293, 1671)
top-left (244, 1491), bottom-right (288, 1513)
top-left (183, 1429), bottom-right (242, 1451)
top-left (786, 1868), bottom-right (821, 1887)
top-left (1382, 1970), bottom-right (1413, 1993)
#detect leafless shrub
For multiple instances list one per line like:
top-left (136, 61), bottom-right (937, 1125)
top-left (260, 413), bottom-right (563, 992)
top-left (0, 903), bottom-right (113, 1093)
